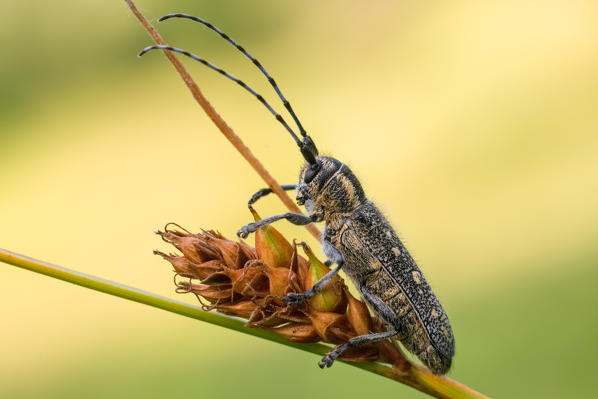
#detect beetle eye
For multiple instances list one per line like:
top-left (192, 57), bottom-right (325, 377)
top-left (304, 163), bottom-right (320, 183)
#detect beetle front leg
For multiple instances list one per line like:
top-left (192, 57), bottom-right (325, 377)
top-left (237, 211), bottom-right (321, 238)
top-left (247, 184), bottom-right (296, 206)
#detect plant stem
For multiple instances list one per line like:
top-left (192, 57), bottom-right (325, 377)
top-left (123, 0), bottom-right (320, 240)
top-left (0, 248), bottom-right (488, 399)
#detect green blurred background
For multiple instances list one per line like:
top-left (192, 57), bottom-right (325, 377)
top-left (1, 1), bottom-right (597, 398)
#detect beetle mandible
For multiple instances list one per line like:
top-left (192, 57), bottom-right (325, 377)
top-left (140, 13), bottom-right (455, 375)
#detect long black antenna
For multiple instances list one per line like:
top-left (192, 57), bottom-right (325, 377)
top-left (158, 13), bottom-right (308, 139)
top-left (138, 45), bottom-right (302, 147)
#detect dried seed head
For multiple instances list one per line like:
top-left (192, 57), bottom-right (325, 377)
top-left (251, 207), bottom-right (294, 268)
top-left (155, 221), bottom-right (404, 367)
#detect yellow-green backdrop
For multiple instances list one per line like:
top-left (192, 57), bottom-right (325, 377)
top-left (1, 1), bottom-right (597, 398)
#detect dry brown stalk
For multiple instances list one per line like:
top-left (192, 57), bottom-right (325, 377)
top-left (123, 0), bottom-right (320, 240)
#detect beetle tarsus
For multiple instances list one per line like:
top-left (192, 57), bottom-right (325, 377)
top-left (318, 353), bottom-right (336, 368)
top-left (236, 224), bottom-right (256, 238)
top-left (282, 290), bottom-right (314, 305)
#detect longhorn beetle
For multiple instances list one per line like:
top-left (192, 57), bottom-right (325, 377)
top-left (140, 13), bottom-right (455, 375)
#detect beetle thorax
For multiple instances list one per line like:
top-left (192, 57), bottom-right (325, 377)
top-left (296, 156), bottom-right (366, 219)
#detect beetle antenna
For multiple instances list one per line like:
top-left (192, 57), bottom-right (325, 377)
top-left (139, 45), bottom-right (302, 146)
top-left (158, 13), bottom-right (308, 139)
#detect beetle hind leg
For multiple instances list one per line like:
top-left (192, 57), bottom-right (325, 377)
top-left (318, 330), bottom-right (399, 368)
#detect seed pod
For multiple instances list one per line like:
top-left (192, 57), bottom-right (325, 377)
top-left (345, 288), bottom-right (372, 336)
top-left (180, 281), bottom-right (236, 304)
top-left (214, 300), bottom-right (258, 318)
top-left (192, 240), bottom-right (222, 263)
top-left (251, 207), bottom-right (293, 268)
top-left (153, 250), bottom-right (195, 278)
top-left (266, 323), bottom-right (320, 343)
top-left (248, 313), bottom-right (286, 328)
top-left (247, 296), bottom-right (310, 327)
top-left (209, 235), bottom-right (246, 269)
top-left (257, 261), bottom-right (292, 298)
top-left (308, 311), bottom-right (355, 344)
top-left (302, 243), bottom-right (345, 313)
top-left (158, 231), bottom-right (206, 264)
top-left (187, 259), bottom-right (228, 282)
top-left (289, 241), bottom-right (309, 290)
top-left (223, 263), bottom-right (269, 297)
top-left (238, 240), bottom-right (258, 262)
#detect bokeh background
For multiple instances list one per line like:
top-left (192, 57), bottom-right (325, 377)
top-left (1, 1), bottom-right (597, 398)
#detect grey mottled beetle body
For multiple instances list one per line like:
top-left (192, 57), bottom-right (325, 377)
top-left (240, 156), bottom-right (455, 374)
top-left (299, 157), bottom-right (454, 373)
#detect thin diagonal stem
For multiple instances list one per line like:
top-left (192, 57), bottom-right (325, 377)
top-left (123, 0), bottom-right (320, 240)
top-left (0, 248), bottom-right (487, 399)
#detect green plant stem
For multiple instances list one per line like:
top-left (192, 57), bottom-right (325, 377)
top-left (0, 248), bottom-right (488, 399)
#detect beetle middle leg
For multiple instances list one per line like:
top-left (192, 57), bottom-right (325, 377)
top-left (283, 260), bottom-right (343, 305)
top-left (319, 329), bottom-right (399, 368)
top-left (283, 238), bottom-right (344, 304)
top-left (237, 211), bottom-right (322, 238)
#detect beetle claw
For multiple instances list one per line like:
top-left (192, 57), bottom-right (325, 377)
top-left (236, 224), bottom-right (254, 239)
top-left (318, 353), bottom-right (335, 368)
